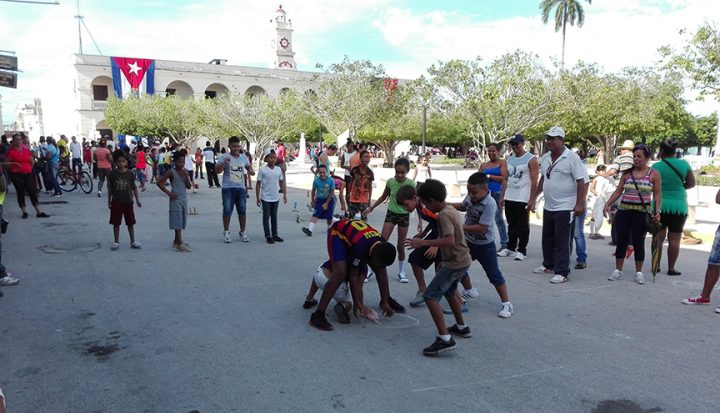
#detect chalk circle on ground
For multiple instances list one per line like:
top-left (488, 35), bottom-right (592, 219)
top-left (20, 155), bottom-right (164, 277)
top-left (375, 313), bottom-right (420, 329)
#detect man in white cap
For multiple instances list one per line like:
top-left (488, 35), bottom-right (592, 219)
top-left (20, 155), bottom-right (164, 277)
top-left (532, 126), bottom-right (588, 284)
top-left (606, 139), bottom-right (635, 245)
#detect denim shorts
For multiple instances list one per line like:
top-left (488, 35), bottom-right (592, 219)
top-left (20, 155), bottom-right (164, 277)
top-left (423, 265), bottom-right (469, 302)
top-left (222, 187), bottom-right (247, 217)
top-left (709, 225), bottom-right (720, 266)
top-left (468, 242), bottom-right (506, 286)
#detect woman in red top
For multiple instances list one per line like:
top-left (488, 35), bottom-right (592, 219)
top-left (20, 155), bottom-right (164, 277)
top-left (6, 134), bottom-right (49, 218)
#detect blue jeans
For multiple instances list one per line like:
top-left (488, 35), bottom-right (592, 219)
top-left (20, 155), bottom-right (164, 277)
top-left (571, 209), bottom-right (587, 264)
top-left (222, 187), bottom-right (247, 216)
top-left (491, 191), bottom-right (508, 249)
top-left (468, 242), bottom-right (506, 286)
top-left (48, 161), bottom-right (62, 195)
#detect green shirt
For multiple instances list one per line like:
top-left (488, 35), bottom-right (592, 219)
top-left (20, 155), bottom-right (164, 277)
top-left (386, 177), bottom-right (416, 215)
top-left (652, 157), bottom-right (691, 215)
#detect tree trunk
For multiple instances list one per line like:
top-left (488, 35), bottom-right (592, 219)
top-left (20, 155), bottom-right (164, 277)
top-left (561, 23), bottom-right (567, 67)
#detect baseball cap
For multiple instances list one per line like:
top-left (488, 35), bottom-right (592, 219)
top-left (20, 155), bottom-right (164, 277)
top-left (263, 148), bottom-right (275, 160)
top-left (328, 144), bottom-right (338, 150)
top-left (544, 126), bottom-right (565, 138)
top-left (509, 134), bottom-right (525, 144)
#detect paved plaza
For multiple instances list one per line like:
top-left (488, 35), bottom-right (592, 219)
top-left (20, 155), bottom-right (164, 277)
top-left (1, 175), bottom-right (719, 412)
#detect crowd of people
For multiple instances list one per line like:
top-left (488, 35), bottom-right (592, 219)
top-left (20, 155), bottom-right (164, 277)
top-left (0, 127), bottom-right (718, 357)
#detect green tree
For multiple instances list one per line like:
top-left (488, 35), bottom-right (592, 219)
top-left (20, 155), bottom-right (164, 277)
top-left (302, 57), bottom-right (387, 143)
top-left (209, 90), bottom-right (301, 159)
top-left (540, 0), bottom-right (593, 66)
top-left (660, 22), bottom-right (720, 153)
top-left (426, 51), bottom-right (562, 157)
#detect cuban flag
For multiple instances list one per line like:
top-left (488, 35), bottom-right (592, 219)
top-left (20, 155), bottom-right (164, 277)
top-left (111, 56), bottom-right (155, 98)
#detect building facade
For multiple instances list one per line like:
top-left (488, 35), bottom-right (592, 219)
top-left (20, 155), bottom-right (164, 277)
top-left (73, 5), bottom-right (318, 140)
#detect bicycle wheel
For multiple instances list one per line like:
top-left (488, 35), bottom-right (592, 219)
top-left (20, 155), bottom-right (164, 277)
top-left (79, 171), bottom-right (94, 194)
top-left (56, 169), bottom-right (77, 192)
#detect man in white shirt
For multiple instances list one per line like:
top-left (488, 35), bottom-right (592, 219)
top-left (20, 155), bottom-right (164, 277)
top-left (532, 126), bottom-right (587, 284)
top-left (69, 136), bottom-right (83, 174)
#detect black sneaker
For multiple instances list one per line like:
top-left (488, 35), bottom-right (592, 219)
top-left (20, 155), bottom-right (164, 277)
top-left (302, 227), bottom-right (312, 236)
top-left (309, 311), bottom-right (333, 331)
top-left (387, 296), bottom-right (406, 314)
top-left (448, 324), bottom-right (472, 338)
top-left (266, 237), bottom-right (275, 244)
top-left (272, 235), bottom-right (284, 242)
top-left (574, 262), bottom-right (587, 270)
top-left (334, 303), bottom-right (350, 324)
top-left (423, 337), bottom-right (456, 356)
top-left (303, 299), bottom-right (318, 309)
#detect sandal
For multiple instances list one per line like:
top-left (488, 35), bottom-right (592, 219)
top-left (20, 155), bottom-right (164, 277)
top-left (302, 299), bottom-right (318, 309)
top-left (667, 269), bottom-right (682, 276)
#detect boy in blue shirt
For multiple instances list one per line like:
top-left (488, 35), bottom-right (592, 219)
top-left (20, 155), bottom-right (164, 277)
top-left (452, 172), bottom-right (513, 318)
top-left (303, 164), bottom-right (336, 236)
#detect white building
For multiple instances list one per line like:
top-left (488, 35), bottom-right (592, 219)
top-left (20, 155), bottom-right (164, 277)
top-left (11, 98), bottom-right (44, 140)
top-left (73, 5), bottom-right (317, 140)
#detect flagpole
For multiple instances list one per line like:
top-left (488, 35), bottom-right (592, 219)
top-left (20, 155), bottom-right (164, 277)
top-left (75, 0), bottom-right (83, 54)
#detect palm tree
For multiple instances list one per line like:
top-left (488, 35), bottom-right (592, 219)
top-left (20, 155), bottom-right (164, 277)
top-left (540, 0), bottom-right (593, 66)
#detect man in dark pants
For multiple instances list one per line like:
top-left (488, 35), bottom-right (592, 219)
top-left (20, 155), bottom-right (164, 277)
top-left (203, 141), bottom-right (220, 188)
top-left (532, 126), bottom-right (587, 284)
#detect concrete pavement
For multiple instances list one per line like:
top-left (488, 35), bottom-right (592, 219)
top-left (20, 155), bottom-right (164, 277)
top-left (0, 177), bottom-right (719, 412)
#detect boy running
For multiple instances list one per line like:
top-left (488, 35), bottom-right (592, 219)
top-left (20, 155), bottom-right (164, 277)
top-left (397, 184), bottom-right (441, 307)
top-left (107, 150), bottom-right (142, 250)
top-left (302, 164), bottom-right (336, 236)
top-left (453, 172), bottom-right (513, 318)
top-left (405, 179), bottom-right (473, 356)
top-left (157, 151), bottom-right (192, 252)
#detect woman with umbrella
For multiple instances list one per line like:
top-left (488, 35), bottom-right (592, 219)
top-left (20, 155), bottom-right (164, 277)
top-left (603, 144), bottom-right (662, 284)
top-left (651, 138), bottom-right (695, 276)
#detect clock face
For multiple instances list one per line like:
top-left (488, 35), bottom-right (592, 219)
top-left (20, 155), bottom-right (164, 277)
top-left (279, 60), bottom-right (293, 68)
top-left (279, 37), bottom-right (289, 49)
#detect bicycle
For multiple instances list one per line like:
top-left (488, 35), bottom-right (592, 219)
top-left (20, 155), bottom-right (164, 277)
top-left (56, 164), bottom-right (94, 194)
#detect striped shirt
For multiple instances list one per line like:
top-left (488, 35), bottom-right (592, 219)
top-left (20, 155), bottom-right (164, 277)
top-left (619, 169), bottom-right (653, 212)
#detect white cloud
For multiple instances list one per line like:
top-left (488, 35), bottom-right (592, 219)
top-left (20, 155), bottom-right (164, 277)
top-left (1, 0), bottom-right (717, 135)
top-left (373, 0), bottom-right (720, 115)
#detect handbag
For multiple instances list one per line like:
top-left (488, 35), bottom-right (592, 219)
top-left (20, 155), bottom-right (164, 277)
top-left (629, 170), bottom-right (657, 234)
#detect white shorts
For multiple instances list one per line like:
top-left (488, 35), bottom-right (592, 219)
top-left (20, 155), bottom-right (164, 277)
top-left (314, 266), bottom-right (351, 304)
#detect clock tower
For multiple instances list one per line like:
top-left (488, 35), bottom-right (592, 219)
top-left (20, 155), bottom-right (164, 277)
top-left (273, 5), bottom-right (296, 71)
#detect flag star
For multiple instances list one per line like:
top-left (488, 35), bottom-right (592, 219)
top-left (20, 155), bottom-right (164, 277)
top-left (128, 61), bottom-right (142, 75)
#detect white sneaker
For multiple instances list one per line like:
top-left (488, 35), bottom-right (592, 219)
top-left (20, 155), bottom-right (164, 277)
top-left (364, 271), bottom-right (374, 284)
top-left (223, 231), bottom-right (231, 243)
top-left (533, 266), bottom-right (552, 274)
top-left (549, 274), bottom-right (567, 284)
top-left (398, 273), bottom-right (409, 283)
top-left (240, 232), bottom-right (250, 242)
top-left (497, 248), bottom-right (514, 257)
top-left (498, 302), bottom-right (513, 318)
top-left (513, 252), bottom-right (526, 261)
top-left (461, 287), bottom-right (480, 300)
top-left (608, 269), bottom-right (623, 281)
top-left (635, 272), bottom-right (645, 284)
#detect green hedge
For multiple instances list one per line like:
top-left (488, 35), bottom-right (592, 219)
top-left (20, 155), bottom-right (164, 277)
top-left (429, 158), bottom-right (465, 165)
top-left (697, 175), bottom-right (720, 186)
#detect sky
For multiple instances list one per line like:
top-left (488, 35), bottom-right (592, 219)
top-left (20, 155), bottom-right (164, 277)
top-left (0, 0), bottom-right (718, 134)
